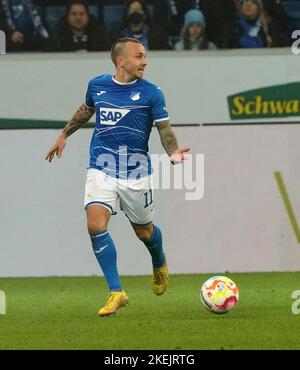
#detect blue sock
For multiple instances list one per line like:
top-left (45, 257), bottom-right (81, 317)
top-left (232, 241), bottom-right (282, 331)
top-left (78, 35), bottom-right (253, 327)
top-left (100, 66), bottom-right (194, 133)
top-left (90, 230), bottom-right (122, 292)
top-left (143, 225), bottom-right (165, 268)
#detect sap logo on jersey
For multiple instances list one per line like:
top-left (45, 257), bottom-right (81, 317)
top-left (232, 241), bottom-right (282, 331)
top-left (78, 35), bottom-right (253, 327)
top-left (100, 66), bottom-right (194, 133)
top-left (100, 108), bottom-right (130, 125)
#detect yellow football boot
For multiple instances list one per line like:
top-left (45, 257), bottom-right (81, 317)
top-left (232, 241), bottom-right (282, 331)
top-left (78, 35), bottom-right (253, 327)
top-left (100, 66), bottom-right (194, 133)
top-left (98, 290), bottom-right (129, 317)
top-left (152, 257), bottom-right (169, 295)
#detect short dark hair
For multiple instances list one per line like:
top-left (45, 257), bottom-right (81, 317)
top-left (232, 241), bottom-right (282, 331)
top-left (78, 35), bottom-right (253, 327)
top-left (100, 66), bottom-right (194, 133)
top-left (110, 38), bottom-right (143, 66)
top-left (67, 0), bottom-right (89, 15)
top-left (121, 0), bottom-right (151, 28)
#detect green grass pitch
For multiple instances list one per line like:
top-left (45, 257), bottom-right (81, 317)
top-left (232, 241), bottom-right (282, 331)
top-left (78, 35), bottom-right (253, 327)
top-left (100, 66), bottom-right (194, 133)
top-left (0, 272), bottom-right (300, 350)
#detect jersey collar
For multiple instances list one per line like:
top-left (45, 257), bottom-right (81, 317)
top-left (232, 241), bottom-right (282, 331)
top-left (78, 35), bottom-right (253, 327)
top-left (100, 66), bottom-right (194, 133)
top-left (112, 75), bottom-right (138, 85)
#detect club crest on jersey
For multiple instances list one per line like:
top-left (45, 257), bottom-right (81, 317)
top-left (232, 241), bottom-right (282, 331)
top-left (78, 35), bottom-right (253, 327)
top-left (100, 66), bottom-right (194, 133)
top-left (130, 91), bottom-right (141, 101)
top-left (100, 108), bottom-right (130, 125)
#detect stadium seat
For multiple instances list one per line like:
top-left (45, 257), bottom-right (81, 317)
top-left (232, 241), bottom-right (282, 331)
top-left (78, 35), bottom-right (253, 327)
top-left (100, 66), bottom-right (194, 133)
top-left (102, 4), bottom-right (125, 33)
top-left (89, 5), bottom-right (98, 19)
top-left (282, 1), bottom-right (300, 35)
top-left (45, 6), bottom-right (66, 33)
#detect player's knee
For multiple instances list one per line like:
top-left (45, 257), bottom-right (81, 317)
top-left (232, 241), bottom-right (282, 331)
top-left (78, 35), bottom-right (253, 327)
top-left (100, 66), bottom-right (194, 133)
top-left (87, 219), bottom-right (107, 235)
top-left (135, 228), bottom-right (152, 242)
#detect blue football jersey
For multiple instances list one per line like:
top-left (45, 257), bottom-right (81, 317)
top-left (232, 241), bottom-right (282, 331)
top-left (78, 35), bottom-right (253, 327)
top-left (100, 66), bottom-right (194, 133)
top-left (85, 74), bottom-right (169, 179)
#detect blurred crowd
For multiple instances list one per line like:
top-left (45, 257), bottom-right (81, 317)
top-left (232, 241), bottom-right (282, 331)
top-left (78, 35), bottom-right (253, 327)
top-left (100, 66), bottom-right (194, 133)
top-left (0, 0), bottom-right (297, 53)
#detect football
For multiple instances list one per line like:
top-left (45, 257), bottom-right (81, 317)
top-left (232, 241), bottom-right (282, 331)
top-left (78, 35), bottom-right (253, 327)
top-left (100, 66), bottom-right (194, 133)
top-left (200, 276), bottom-right (239, 314)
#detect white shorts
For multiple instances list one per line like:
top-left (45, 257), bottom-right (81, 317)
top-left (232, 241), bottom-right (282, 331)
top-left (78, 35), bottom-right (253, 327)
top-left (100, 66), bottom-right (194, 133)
top-left (84, 168), bottom-right (155, 225)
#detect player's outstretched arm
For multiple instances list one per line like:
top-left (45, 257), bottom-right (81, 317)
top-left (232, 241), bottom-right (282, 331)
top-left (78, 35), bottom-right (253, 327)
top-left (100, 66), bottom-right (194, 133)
top-left (156, 120), bottom-right (190, 164)
top-left (45, 104), bottom-right (95, 163)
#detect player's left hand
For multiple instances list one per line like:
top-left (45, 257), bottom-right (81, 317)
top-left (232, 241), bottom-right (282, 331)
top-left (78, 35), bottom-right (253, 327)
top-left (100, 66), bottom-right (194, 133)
top-left (170, 147), bottom-right (190, 165)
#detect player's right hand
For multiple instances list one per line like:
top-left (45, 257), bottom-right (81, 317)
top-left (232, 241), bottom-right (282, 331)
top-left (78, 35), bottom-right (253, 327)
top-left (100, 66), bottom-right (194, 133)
top-left (45, 135), bottom-right (66, 163)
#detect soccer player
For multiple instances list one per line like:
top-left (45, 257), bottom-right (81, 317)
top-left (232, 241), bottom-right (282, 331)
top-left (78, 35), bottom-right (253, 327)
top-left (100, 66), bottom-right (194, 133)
top-left (45, 38), bottom-right (190, 317)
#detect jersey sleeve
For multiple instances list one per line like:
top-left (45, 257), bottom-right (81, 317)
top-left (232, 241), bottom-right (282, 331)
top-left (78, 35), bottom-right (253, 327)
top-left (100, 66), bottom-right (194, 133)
top-left (151, 87), bottom-right (170, 124)
top-left (85, 80), bottom-right (94, 108)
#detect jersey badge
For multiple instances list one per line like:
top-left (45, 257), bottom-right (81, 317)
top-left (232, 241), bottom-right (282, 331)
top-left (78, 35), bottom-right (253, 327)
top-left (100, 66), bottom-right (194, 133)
top-left (130, 91), bottom-right (141, 101)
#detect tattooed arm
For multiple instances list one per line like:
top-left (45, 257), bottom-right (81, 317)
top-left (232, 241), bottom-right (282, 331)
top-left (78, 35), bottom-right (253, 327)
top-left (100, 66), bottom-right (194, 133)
top-left (45, 104), bottom-right (95, 162)
top-left (156, 120), bottom-right (190, 164)
top-left (62, 104), bottom-right (95, 138)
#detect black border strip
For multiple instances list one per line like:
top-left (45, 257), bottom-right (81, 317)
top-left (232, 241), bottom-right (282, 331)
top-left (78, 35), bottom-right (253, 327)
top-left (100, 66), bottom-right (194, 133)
top-left (1, 118), bottom-right (300, 129)
top-left (0, 118), bottom-right (201, 129)
top-left (0, 118), bottom-right (94, 129)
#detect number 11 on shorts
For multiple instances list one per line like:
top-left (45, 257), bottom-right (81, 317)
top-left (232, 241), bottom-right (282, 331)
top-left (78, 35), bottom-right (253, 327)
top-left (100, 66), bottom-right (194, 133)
top-left (144, 189), bottom-right (153, 208)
